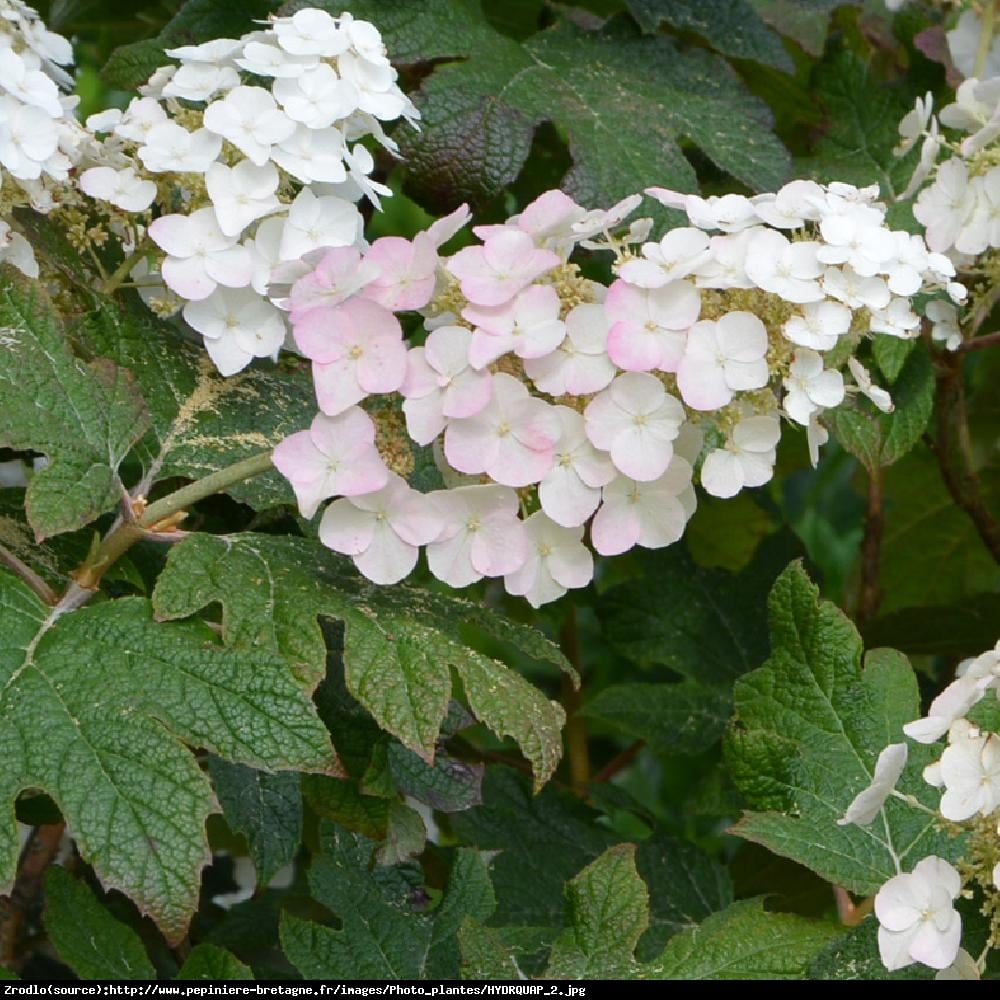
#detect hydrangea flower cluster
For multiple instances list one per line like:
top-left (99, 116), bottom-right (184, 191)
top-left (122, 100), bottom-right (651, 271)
top-left (272, 182), bottom-right (960, 605)
top-left (0, 0), bottom-right (83, 278)
top-left (840, 641), bottom-right (1000, 979)
top-left (893, 58), bottom-right (1000, 349)
top-left (80, 7), bottom-right (417, 376)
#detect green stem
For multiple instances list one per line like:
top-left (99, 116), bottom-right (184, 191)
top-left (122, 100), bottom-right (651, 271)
top-left (74, 450), bottom-right (274, 590)
top-left (100, 236), bottom-right (153, 295)
top-left (975, 0), bottom-right (997, 78)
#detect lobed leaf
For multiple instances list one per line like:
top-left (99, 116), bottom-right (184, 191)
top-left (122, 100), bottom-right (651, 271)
top-left (724, 562), bottom-right (963, 894)
top-left (0, 569), bottom-right (336, 941)
top-left (153, 534), bottom-right (567, 787)
top-left (0, 276), bottom-right (148, 539)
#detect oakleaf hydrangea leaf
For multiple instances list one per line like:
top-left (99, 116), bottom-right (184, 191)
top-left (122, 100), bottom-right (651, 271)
top-left (303, 1), bottom-right (788, 210)
top-left (0, 276), bottom-right (149, 539)
top-left (641, 898), bottom-right (838, 979)
top-left (81, 299), bottom-right (314, 510)
top-left (826, 343), bottom-right (935, 472)
top-left (280, 824), bottom-right (494, 979)
top-left (44, 868), bottom-right (155, 981)
top-left (206, 758), bottom-right (302, 886)
top-left (103, 0), bottom-right (275, 90)
top-left (626, 0), bottom-right (794, 72)
top-left (153, 534), bottom-right (566, 787)
top-left (724, 562), bottom-right (964, 894)
top-left (452, 769), bottom-right (730, 943)
top-left (588, 534), bottom-right (801, 753)
top-left (544, 844), bottom-right (649, 979)
top-left (0, 568), bottom-right (336, 942)
top-left (177, 944), bottom-right (254, 981)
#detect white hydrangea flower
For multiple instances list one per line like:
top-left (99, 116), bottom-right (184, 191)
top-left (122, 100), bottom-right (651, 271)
top-left (837, 743), bottom-right (908, 826)
top-left (875, 857), bottom-right (962, 972)
top-left (782, 349), bottom-right (845, 425)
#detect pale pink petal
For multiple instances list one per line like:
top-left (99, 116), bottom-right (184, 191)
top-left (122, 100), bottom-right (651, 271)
top-left (312, 358), bottom-right (365, 415)
top-left (318, 498), bottom-right (376, 554)
top-left (591, 494), bottom-right (641, 556)
top-left (353, 523), bottom-right (419, 584)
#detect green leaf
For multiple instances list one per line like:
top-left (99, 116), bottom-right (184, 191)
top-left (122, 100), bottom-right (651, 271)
top-left (177, 944), bottom-right (255, 981)
top-left (803, 52), bottom-right (918, 201)
top-left (304, 774), bottom-right (392, 838)
top-left (583, 682), bottom-right (731, 757)
top-left (314, 1), bottom-right (788, 210)
top-left (873, 337), bottom-right (916, 383)
top-left (44, 868), bottom-right (155, 980)
top-left (280, 825), bottom-right (494, 979)
top-left (387, 742), bottom-right (484, 813)
top-left (881, 449), bottom-right (1000, 613)
top-left (626, 0), bottom-right (793, 72)
top-left (374, 800), bottom-right (427, 867)
top-left (0, 276), bottom-right (148, 539)
top-left (206, 758), bottom-right (302, 886)
top-left (750, 0), bottom-right (855, 55)
top-left (103, 0), bottom-right (276, 90)
top-left (685, 492), bottom-right (774, 572)
top-left (724, 562), bottom-right (963, 894)
top-left (807, 919), bottom-right (934, 981)
top-left (641, 898), bottom-right (838, 980)
top-left (589, 533), bottom-right (801, 753)
top-left (863, 595), bottom-right (1000, 659)
top-left (0, 568), bottom-right (336, 942)
top-left (634, 834), bottom-right (733, 961)
top-left (545, 844), bottom-right (649, 980)
top-left (153, 534), bottom-right (566, 787)
top-left (450, 768), bottom-right (619, 926)
top-left (826, 342), bottom-right (935, 472)
top-left (0, 489), bottom-right (90, 592)
top-left (81, 299), bottom-right (314, 511)
top-left (457, 919), bottom-right (524, 980)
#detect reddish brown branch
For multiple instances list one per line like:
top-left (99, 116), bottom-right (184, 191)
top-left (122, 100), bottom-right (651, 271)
top-left (857, 467), bottom-right (884, 627)
top-left (933, 352), bottom-right (1000, 564)
top-left (0, 822), bottom-right (66, 971)
top-left (592, 740), bottom-right (645, 784)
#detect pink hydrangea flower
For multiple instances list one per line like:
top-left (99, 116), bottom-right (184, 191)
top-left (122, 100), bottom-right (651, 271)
top-left (426, 484), bottom-right (528, 587)
top-left (272, 406), bottom-right (388, 518)
top-left (361, 234), bottom-right (439, 312)
top-left (463, 284), bottom-right (565, 367)
top-left (294, 297), bottom-right (407, 415)
top-left (318, 473), bottom-right (442, 584)
top-left (605, 278), bottom-right (700, 373)
top-left (447, 229), bottom-right (560, 306)
top-left (503, 511), bottom-right (593, 607)
top-left (288, 245), bottom-right (379, 320)
top-left (523, 302), bottom-right (616, 396)
top-left (676, 311), bottom-right (769, 411)
top-left (444, 373), bottom-right (560, 487)
top-left (591, 456), bottom-right (696, 556)
top-left (584, 372), bottom-right (685, 481)
top-left (400, 325), bottom-right (492, 445)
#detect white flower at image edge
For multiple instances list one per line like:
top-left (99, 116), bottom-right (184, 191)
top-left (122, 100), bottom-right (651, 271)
top-left (836, 742), bottom-right (908, 826)
top-left (874, 856), bottom-right (962, 972)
